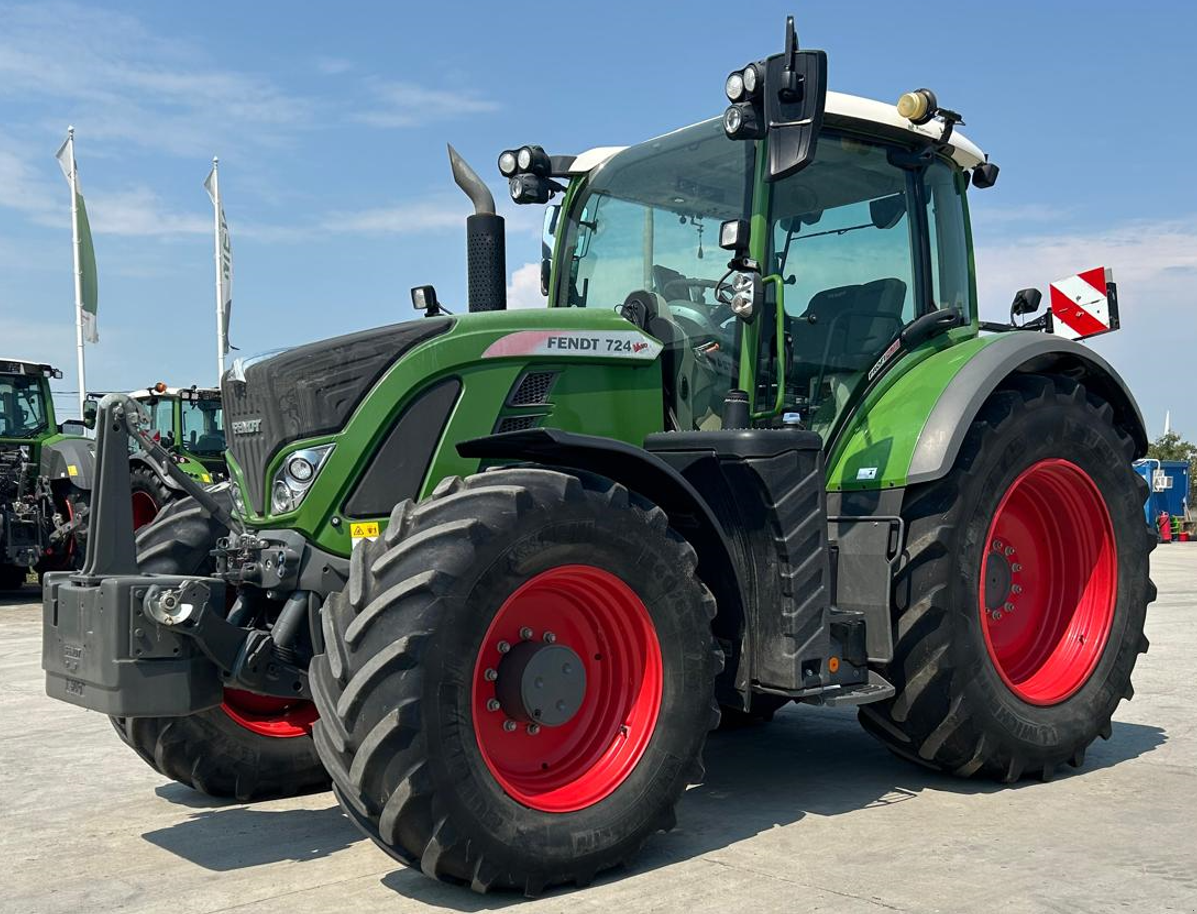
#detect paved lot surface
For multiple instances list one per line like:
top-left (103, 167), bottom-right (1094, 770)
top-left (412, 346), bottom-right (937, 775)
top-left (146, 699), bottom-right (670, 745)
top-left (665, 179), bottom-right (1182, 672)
top-left (3, 547), bottom-right (1195, 914)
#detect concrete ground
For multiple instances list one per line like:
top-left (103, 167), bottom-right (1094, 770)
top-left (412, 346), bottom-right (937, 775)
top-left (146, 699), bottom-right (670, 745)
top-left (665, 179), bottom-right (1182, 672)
top-left (2, 548), bottom-right (1195, 914)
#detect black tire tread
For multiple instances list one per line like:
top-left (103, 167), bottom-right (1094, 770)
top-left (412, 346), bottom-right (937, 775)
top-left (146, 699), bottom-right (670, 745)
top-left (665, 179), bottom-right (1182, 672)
top-left (859, 376), bottom-right (1156, 781)
top-left (311, 467), bottom-right (721, 893)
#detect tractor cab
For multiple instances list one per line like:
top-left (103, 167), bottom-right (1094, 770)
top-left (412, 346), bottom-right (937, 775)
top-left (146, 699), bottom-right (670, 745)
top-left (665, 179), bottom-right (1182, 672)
top-left (0, 358), bottom-right (58, 445)
top-left (123, 383), bottom-right (226, 481)
top-left (1, 359), bottom-right (93, 587)
top-left (546, 91), bottom-right (986, 441)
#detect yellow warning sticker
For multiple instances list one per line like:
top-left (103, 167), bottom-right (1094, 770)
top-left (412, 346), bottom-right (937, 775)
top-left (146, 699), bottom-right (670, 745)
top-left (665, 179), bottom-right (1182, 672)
top-left (350, 521), bottom-right (380, 541)
top-left (67, 464), bottom-right (78, 477)
top-left (201, 474), bottom-right (212, 483)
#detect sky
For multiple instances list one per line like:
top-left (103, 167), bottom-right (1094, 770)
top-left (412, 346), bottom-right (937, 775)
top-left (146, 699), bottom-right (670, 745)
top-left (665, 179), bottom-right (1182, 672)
top-left (1, 1), bottom-right (1195, 436)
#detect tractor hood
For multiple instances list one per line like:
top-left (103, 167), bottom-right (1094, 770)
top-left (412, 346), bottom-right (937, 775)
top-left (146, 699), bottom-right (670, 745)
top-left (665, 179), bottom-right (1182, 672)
top-left (222, 318), bottom-right (452, 514)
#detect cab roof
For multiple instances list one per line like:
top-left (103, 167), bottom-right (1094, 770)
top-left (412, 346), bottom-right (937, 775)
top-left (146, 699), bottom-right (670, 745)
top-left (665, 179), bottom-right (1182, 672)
top-left (129, 386), bottom-right (221, 399)
top-left (569, 91), bottom-right (986, 174)
top-left (0, 358), bottom-right (58, 376)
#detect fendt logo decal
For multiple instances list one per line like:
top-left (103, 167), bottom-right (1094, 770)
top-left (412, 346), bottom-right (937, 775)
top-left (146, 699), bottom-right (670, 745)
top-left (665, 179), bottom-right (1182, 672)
top-left (230, 418), bottom-right (262, 436)
top-left (482, 330), bottom-right (663, 361)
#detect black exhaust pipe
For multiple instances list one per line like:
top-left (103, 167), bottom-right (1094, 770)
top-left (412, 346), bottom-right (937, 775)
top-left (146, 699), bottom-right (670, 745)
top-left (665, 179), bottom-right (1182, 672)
top-left (448, 144), bottom-right (506, 312)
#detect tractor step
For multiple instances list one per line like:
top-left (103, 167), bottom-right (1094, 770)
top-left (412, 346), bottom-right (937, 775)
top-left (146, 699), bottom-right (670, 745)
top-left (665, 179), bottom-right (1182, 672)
top-left (812, 671), bottom-right (896, 707)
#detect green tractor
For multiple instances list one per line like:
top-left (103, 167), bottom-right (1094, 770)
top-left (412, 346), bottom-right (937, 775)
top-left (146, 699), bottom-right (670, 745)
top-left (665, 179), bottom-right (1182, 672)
top-left (120, 383), bottom-right (225, 528)
top-left (43, 18), bottom-right (1154, 894)
top-left (1, 358), bottom-right (93, 590)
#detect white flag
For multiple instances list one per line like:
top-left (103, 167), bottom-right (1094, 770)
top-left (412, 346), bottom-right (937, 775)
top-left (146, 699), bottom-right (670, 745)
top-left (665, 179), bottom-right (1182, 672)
top-left (204, 164), bottom-right (234, 353)
top-left (55, 131), bottom-right (99, 343)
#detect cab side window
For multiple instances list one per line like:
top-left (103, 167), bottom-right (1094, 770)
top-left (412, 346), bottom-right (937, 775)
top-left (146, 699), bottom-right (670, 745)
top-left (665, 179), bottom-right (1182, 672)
top-left (150, 400), bottom-right (174, 446)
top-left (925, 161), bottom-right (974, 319)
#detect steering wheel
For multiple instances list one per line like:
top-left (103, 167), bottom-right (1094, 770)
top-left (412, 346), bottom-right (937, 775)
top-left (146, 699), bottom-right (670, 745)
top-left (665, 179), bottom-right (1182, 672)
top-left (662, 276), bottom-right (723, 301)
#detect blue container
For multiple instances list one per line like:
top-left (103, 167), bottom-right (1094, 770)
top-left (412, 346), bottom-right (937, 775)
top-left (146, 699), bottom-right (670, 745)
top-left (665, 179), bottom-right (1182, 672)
top-left (1133, 459), bottom-right (1191, 525)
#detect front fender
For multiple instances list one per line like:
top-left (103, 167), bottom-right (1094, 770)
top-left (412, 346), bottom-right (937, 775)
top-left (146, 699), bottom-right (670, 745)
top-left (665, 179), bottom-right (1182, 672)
top-left (827, 333), bottom-right (1147, 492)
top-left (40, 437), bottom-right (95, 490)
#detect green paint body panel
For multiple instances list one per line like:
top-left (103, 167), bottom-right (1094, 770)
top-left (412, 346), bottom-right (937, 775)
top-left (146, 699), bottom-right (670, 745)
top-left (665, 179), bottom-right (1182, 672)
top-left (825, 329), bottom-right (996, 491)
top-left (236, 307), bottom-right (664, 557)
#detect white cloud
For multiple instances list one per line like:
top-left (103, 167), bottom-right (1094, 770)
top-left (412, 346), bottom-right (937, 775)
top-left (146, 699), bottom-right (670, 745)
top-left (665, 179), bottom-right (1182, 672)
top-left (974, 218), bottom-right (1197, 436)
top-left (506, 262), bottom-right (546, 309)
top-left (316, 56), bottom-right (353, 76)
top-left (353, 79), bottom-right (499, 128)
top-left (973, 220), bottom-right (1197, 319)
top-left (85, 186), bottom-right (209, 237)
top-left (0, 142), bottom-right (57, 222)
top-left (0, 2), bottom-right (314, 156)
top-left (322, 197), bottom-right (468, 234)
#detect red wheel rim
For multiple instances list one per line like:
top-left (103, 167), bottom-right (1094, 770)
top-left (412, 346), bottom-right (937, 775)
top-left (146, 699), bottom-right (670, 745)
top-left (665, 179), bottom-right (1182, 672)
top-left (221, 688), bottom-right (318, 738)
top-left (131, 491), bottom-right (159, 531)
top-left (978, 459), bottom-right (1117, 705)
top-left (471, 565), bottom-right (663, 813)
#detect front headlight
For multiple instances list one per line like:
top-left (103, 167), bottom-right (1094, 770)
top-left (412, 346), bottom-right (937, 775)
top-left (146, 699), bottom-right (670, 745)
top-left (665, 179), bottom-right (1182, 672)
top-left (270, 444), bottom-right (334, 515)
top-left (229, 481), bottom-right (246, 517)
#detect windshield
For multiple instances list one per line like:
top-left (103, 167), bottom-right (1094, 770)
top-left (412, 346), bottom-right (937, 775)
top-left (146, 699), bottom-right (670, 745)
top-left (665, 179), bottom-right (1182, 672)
top-left (0, 374), bottom-right (49, 439)
top-left (180, 399), bottom-right (225, 455)
top-left (556, 118), bottom-right (754, 429)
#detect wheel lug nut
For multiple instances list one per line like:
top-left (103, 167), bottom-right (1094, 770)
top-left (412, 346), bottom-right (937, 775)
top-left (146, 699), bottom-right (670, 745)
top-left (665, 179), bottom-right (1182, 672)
top-left (1005, 546), bottom-right (1015, 557)
top-left (519, 627), bottom-right (533, 641)
top-left (486, 698), bottom-right (501, 712)
top-left (497, 640), bottom-right (510, 654)
top-left (991, 610), bottom-right (1003, 621)
top-left (503, 719), bottom-right (517, 732)
top-left (992, 539), bottom-right (1003, 551)
top-left (1012, 585), bottom-right (1022, 594)
top-left (543, 631), bottom-right (556, 644)
top-left (527, 723), bottom-right (540, 736)
top-left (1012, 563), bottom-right (1022, 572)
top-left (484, 668), bottom-right (498, 681)
top-left (1004, 601), bottom-right (1015, 612)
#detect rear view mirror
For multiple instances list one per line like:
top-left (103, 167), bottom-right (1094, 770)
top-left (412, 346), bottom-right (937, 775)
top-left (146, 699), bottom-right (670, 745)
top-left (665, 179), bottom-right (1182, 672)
top-left (1011, 288), bottom-right (1043, 316)
top-left (763, 27), bottom-right (828, 182)
top-left (869, 194), bottom-right (906, 230)
top-left (82, 398), bottom-right (98, 430)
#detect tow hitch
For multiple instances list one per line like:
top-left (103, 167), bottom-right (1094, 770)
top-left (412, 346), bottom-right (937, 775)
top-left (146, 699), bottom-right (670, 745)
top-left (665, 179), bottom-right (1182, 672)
top-left (42, 394), bottom-right (310, 717)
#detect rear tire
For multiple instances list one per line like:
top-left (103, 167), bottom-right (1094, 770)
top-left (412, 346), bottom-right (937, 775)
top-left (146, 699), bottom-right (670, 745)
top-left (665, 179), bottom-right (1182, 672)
top-left (109, 486), bottom-right (328, 801)
top-left (311, 468), bottom-right (721, 893)
top-left (859, 376), bottom-right (1155, 782)
top-left (130, 464), bottom-right (175, 531)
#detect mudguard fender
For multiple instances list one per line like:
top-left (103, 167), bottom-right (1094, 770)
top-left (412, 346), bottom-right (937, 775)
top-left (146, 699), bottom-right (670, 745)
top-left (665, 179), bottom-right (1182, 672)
top-left (907, 334), bottom-right (1147, 485)
top-left (40, 438), bottom-right (95, 490)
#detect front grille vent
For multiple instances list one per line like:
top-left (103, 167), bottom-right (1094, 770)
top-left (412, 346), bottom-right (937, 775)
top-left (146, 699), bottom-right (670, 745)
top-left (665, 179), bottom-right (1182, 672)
top-left (507, 371), bottom-right (557, 407)
top-left (494, 414), bottom-right (545, 434)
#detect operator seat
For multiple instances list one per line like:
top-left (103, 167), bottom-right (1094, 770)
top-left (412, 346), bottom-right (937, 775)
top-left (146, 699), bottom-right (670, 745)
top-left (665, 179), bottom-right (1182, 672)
top-left (789, 278), bottom-right (908, 396)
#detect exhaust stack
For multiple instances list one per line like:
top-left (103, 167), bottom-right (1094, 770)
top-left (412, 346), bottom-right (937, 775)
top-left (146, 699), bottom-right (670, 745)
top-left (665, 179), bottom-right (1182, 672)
top-left (448, 144), bottom-right (506, 312)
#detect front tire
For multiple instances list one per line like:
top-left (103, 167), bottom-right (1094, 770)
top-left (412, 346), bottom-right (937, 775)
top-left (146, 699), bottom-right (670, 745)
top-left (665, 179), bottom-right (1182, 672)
top-left (110, 487), bottom-right (327, 801)
top-left (859, 376), bottom-right (1155, 782)
top-left (311, 468), bottom-right (721, 893)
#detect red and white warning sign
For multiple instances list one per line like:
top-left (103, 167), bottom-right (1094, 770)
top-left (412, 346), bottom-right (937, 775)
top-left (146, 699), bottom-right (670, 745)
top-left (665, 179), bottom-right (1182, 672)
top-left (1049, 267), bottom-right (1120, 341)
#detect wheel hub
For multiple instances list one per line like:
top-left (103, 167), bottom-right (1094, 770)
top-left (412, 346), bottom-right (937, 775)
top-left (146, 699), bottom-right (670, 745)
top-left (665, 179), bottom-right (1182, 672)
top-left (977, 459), bottom-right (1117, 705)
top-left (494, 640), bottom-right (587, 727)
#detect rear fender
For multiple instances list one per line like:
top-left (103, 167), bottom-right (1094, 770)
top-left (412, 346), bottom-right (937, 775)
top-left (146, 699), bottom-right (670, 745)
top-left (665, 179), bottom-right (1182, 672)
top-left (40, 438), bottom-right (94, 490)
top-left (827, 334), bottom-right (1147, 492)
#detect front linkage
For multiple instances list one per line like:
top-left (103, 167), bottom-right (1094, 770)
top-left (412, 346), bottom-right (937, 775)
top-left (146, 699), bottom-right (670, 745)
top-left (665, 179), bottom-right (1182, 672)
top-left (43, 394), bottom-right (314, 717)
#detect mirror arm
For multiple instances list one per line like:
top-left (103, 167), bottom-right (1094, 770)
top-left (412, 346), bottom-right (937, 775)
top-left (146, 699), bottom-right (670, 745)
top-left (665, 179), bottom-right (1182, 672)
top-left (750, 274), bottom-right (787, 421)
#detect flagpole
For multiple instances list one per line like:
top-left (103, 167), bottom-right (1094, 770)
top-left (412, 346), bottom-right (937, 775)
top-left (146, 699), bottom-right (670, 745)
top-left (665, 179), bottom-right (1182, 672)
top-left (210, 156), bottom-right (225, 382)
top-left (67, 127), bottom-right (87, 418)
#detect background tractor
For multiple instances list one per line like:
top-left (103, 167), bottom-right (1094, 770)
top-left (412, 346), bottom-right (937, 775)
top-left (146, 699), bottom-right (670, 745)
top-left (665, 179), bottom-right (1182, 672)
top-left (43, 17), bottom-right (1154, 895)
top-left (118, 383), bottom-right (225, 528)
top-left (1, 358), bottom-right (93, 590)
